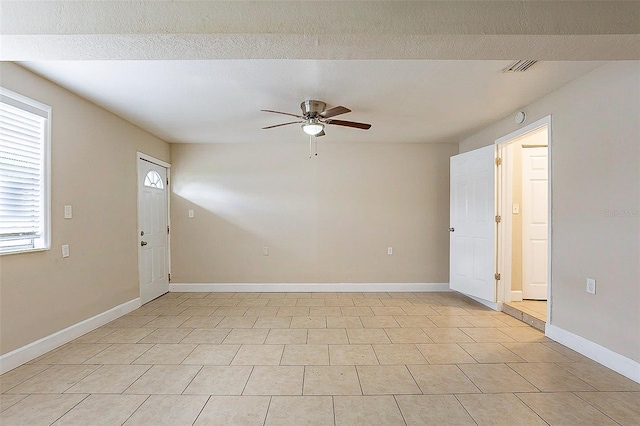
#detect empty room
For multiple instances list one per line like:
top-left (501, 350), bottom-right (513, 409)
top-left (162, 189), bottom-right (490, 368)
top-left (1, 1), bottom-right (639, 425)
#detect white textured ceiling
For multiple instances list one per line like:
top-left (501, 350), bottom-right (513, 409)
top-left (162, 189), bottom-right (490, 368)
top-left (20, 60), bottom-right (605, 144)
top-left (3, 1), bottom-right (639, 61)
top-left (5, 1), bottom-right (634, 144)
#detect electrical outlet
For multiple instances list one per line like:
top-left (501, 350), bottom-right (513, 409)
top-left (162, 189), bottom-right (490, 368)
top-left (387, 247), bottom-right (393, 255)
top-left (586, 278), bottom-right (596, 295)
top-left (188, 209), bottom-right (194, 218)
top-left (61, 244), bottom-right (70, 258)
top-left (262, 247), bottom-right (269, 256)
top-left (64, 205), bottom-right (73, 219)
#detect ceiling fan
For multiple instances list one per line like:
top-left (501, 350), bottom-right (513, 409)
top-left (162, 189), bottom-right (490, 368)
top-left (261, 100), bottom-right (372, 137)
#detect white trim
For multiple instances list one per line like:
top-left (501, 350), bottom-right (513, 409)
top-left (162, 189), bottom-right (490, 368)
top-left (495, 116), bottom-right (552, 146)
top-left (510, 290), bottom-right (523, 302)
top-left (494, 115), bottom-right (552, 322)
top-left (0, 298), bottom-right (141, 374)
top-left (466, 294), bottom-right (503, 311)
top-left (497, 140), bottom-right (514, 303)
top-left (137, 151), bottom-right (171, 169)
top-left (546, 324), bottom-right (640, 384)
top-left (170, 283), bottom-right (451, 293)
top-left (0, 87), bottom-right (52, 256)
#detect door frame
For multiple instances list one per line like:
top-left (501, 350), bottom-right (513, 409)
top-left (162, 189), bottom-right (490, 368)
top-left (495, 116), bottom-right (552, 322)
top-left (136, 151), bottom-right (171, 303)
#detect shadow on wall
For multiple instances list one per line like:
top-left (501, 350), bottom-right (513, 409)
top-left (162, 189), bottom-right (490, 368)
top-left (170, 191), bottom-right (319, 283)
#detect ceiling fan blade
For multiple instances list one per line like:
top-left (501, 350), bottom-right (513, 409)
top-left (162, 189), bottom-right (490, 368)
top-left (320, 106), bottom-right (351, 118)
top-left (261, 109), bottom-right (304, 119)
top-left (262, 121), bottom-right (302, 129)
top-left (315, 130), bottom-right (326, 137)
top-left (326, 119), bottom-right (371, 130)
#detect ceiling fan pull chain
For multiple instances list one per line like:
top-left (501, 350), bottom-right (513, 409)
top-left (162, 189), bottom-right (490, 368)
top-left (314, 138), bottom-right (318, 156)
top-left (309, 135), bottom-right (313, 158)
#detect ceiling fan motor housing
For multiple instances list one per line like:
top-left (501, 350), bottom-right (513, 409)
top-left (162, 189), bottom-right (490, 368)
top-left (301, 100), bottom-right (326, 117)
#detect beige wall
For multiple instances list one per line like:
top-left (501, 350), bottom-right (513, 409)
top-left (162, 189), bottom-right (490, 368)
top-left (170, 142), bottom-right (457, 284)
top-left (459, 61), bottom-right (640, 362)
top-left (0, 63), bottom-right (170, 355)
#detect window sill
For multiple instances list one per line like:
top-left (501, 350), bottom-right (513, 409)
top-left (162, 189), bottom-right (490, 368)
top-left (0, 247), bottom-right (50, 256)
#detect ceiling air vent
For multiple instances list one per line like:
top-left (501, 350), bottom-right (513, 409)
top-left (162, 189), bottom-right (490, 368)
top-left (503, 60), bottom-right (538, 73)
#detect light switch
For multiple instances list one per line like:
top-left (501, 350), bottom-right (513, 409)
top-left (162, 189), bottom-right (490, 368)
top-left (263, 247), bottom-right (269, 256)
top-left (64, 205), bottom-right (73, 219)
top-left (512, 203), bottom-right (520, 214)
top-left (188, 209), bottom-right (194, 218)
top-left (387, 247), bottom-right (393, 255)
top-left (61, 244), bottom-right (70, 258)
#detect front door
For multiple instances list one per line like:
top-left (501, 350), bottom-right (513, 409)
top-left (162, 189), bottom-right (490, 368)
top-left (522, 146), bottom-right (548, 300)
top-left (449, 145), bottom-right (497, 302)
top-left (138, 157), bottom-right (169, 304)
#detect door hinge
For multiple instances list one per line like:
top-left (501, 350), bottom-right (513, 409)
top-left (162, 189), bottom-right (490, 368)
top-left (167, 226), bottom-right (170, 234)
top-left (495, 273), bottom-right (501, 281)
top-left (495, 157), bottom-right (502, 166)
top-left (166, 178), bottom-right (169, 185)
top-left (495, 215), bottom-right (501, 223)
top-left (168, 273), bottom-right (171, 282)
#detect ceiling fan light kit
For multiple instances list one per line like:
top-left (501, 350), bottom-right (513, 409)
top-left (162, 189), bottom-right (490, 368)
top-left (302, 121), bottom-right (324, 136)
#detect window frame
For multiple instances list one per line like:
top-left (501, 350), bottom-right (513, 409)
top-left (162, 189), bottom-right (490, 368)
top-left (0, 87), bottom-right (52, 255)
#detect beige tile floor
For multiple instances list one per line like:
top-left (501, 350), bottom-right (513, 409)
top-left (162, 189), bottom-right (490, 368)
top-left (1, 292), bottom-right (639, 425)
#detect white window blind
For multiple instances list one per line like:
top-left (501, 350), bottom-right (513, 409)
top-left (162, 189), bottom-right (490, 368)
top-left (0, 88), bottom-right (51, 254)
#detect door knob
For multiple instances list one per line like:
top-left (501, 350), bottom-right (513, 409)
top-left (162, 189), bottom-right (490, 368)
top-left (449, 228), bottom-right (455, 232)
top-left (141, 241), bottom-right (148, 246)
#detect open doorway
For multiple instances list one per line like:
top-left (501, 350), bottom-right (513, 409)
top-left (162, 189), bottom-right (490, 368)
top-left (496, 116), bottom-right (551, 329)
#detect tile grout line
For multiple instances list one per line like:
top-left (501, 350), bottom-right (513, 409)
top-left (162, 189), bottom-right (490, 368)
top-left (181, 365), bottom-right (205, 395)
top-left (570, 391), bottom-right (624, 425)
top-left (391, 394), bottom-right (409, 426)
top-left (262, 395), bottom-right (272, 426)
top-left (331, 395), bottom-right (336, 426)
top-left (191, 394), bottom-right (212, 426)
top-left (452, 393), bottom-right (480, 425)
top-left (114, 364), bottom-right (152, 395)
top-left (118, 394), bottom-right (150, 424)
top-left (240, 365), bottom-right (255, 396)
top-left (454, 363), bottom-right (483, 394)
top-left (48, 392), bottom-right (91, 425)
top-left (504, 362), bottom-right (542, 393)
top-left (0, 365), bottom-right (54, 393)
top-left (512, 392), bottom-right (553, 425)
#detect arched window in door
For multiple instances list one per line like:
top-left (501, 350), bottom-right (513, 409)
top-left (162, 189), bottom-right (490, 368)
top-left (144, 170), bottom-right (164, 189)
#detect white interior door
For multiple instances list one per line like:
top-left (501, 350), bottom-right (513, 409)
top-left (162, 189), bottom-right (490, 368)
top-left (138, 158), bottom-right (169, 304)
top-left (522, 146), bottom-right (548, 300)
top-left (449, 145), bottom-right (497, 302)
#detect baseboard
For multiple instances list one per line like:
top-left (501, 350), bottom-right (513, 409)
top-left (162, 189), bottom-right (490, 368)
top-left (511, 290), bottom-right (523, 302)
top-left (169, 283), bottom-right (451, 293)
top-left (546, 323), bottom-right (640, 384)
top-left (466, 294), bottom-right (503, 311)
top-left (0, 298), bottom-right (141, 375)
